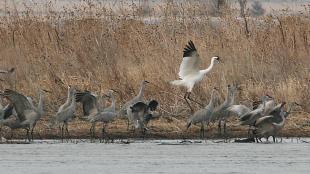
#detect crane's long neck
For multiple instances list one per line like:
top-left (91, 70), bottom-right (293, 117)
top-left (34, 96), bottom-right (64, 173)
top-left (70, 92), bottom-right (76, 110)
top-left (208, 90), bottom-right (217, 108)
top-left (110, 94), bottom-right (115, 112)
top-left (37, 92), bottom-right (44, 116)
top-left (66, 88), bottom-right (71, 104)
top-left (223, 88), bottom-right (234, 106)
top-left (200, 58), bottom-right (215, 75)
top-left (137, 83), bottom-right (145, 100)
top-left (262, 97), bottom-right (267, 111)
top-left (287, 103), bottom-right (295, 114)
top-left (227, 89), bottom-right (235, 106)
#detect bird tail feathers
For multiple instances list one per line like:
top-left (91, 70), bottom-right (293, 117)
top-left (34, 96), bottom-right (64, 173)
top-left (170, 80), bottom-right (184, 86)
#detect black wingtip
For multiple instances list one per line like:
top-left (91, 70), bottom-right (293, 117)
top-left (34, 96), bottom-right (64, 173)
top-left (183, 40), bottom-right (197, 57)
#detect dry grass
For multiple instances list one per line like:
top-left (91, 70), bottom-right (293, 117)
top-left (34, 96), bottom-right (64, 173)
top-left (0, 1), bottom-right (309, 138)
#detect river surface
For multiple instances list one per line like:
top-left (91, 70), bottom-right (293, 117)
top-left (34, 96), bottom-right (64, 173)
top-left (0, 139), bottom-right (310, 174)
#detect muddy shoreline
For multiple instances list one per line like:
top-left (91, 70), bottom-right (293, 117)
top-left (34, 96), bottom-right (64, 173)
top-left (1, 113), bottom-right (310, 140)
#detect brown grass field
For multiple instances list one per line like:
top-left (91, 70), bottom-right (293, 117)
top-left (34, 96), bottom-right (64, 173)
top-left (0, 1), bottom-right (309, 139)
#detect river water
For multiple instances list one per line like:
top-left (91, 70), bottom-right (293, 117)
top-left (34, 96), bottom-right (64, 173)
top-left (0, 139), bottom-right (309, 174)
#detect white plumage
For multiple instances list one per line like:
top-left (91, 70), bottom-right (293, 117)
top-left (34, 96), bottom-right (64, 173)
top-left (170, 40), bottom-right (220, 112)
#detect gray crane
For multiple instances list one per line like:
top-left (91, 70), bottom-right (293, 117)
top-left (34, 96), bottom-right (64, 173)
top-left (239, 96), bottom-right (274, 126)
top-left (170, 40), bottom-right (220, 113)
top-left (254, 102), bottom-right (287, 142)
top-left (186, 88), bottom-right (219, 138)
top-left (76, 90), bottom-right (101, 140)
top-left (76, 90), bottom-right (112, 141)
top-left (129, 99), bottom-right (159, 135)
top-left (120, 80), bottom-right (149, 128)
top-left (227, 95), bottom-right (274, 137)
top-left (211, 85), bottom-right (237, 135)
top-left (49, 87), bottom-right (76, 141)
top-left (2, 89), bottom-right (46, 141)
top-left (88, 90), bottom-right (117, 142)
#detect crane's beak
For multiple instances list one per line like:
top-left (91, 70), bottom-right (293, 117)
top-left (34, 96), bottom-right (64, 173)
top-left (43, 89), bottom-right (52, 93)
top-left (103, 93), bottom-right (110, 98)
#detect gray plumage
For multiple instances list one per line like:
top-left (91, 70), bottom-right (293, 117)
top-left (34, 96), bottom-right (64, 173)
top-left (128, 100), bottom-right (159, 131)
top-left (211, 85), bottom-right (237, 135)
top-left (3, 89), bottom-right (45, 141)
top-left (76, 90), bottom-right (100, 118)
top-left (120, 80), bottom-right (149, 117)
top-left (50, 87), bottom-right (76, 141)
top-left (89, 90), bottom-right (117, 141)
top-left (254, 102), bottom-right (286, 142)
top-left (186, 88), bottom-right (219, 138)
top-left (239, 97), bottom-right (274, 126)
top-left (120, 80), bottom-right (149, 130)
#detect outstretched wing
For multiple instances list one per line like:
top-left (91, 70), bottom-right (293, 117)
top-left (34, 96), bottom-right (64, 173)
top-left (178, 40), bottom-right (201, 79)
top-left (130, 102), bottom-right (148, 113)
top-left (3, 89), bottom-right (32, 121)
top-left (148, 100), bottom-right (159, 111)
top-left (255, 115), bottom-right (273, 126)
top-left (228, 105), bottom-right (252, 118)
top-left (76, 91), bottom-right (98, 116)
top-left (3, 104), bottom-right (14, 119)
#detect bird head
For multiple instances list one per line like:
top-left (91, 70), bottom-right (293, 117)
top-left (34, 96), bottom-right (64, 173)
top-left (212, 56), bottom-right (220, 64)
top-left (143, 80), bottom-right (150, 85)
top-left (105, 89), bottom-right (115, 98)
top-left (262, 94), bottom-right (273, 101)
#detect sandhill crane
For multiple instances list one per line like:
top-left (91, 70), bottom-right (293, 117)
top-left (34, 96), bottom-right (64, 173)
top-left (186, 88), bottom-right (219, 138)
top-left (50, 87), bottom-right (76, 141)
top-left (119, 80), bottom-right (149, 128)
top-left (254, 102), bottom-right (287, 142)
top-left (170, 40), bottom-right (220, 112)
top-left (88, 90), bottom-right (117, 142)
top-left (239, 95), bottom-right (274, 126)
top-left (2, 89), bottom-right (46, 141)
top-left (228, 95), bottom-right (274, 124)
top-left (128, 100), bottom-right (159, 134)
top-left (211, 85), bottom-right (237, 135)
top-left (76, 90), bottom-right (101, 140)
top-left (76, 90), bottom-right (114, 141)
top-left (228, 95), bottom-right (274, 136)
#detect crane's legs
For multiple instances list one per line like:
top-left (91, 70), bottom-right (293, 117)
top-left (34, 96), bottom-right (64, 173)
top-left (100, 124), bottom-right (106, 143)
top-left (272, 136), bottom-right (276, 143)
top-left (26, 128), bottom-right (30, 142)
top-left (184, 92), bottom-right (194, 113)
top-left (10, 130), bottom-right (14, 140)
top-left (218, 120), bottom-right (222, 135)
top-left (187, 92), bottom-right (204, 107)
top-left (65, 123), bottom-right (71, 143)
top-left (61, 124), bottom-right (65, 142)
top-left (223, 120), bottom-right (227, 136)
top-left (90, 122), bottom-right (96, 142)
top-left (200, 123), bottom-right (205, 139)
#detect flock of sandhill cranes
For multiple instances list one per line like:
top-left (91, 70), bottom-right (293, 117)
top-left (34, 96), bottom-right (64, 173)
top-left (0, 41), bottom-right (301, 143)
